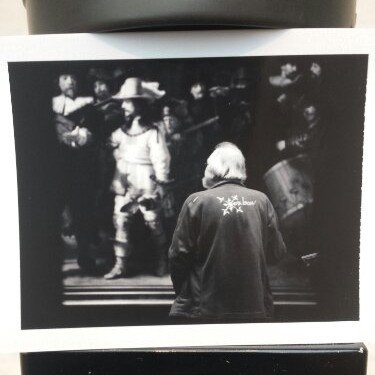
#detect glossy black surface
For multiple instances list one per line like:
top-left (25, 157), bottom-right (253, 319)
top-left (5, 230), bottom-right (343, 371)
top-left (21, 345), bottom-right (367, 375)
top-left (23, 0), bottom-right (357, 34)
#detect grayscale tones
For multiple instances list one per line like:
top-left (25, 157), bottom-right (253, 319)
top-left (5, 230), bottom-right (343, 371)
top-left (9, 55), bottom-right (365, 327)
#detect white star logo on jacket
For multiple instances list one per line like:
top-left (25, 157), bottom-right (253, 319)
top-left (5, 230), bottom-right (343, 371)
top-left (217, 195), bottom-right (244, 216)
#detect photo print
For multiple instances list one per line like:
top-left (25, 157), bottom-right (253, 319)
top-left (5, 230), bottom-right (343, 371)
top-left (9, 54), bottom-right (367, 329)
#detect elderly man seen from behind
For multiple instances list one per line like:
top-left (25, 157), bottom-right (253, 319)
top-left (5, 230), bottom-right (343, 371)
top-left (169, 142), bottom-right (286, 322)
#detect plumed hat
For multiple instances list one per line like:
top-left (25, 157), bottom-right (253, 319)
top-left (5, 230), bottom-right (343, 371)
top-left (113, 77), bottom-right (165, 102)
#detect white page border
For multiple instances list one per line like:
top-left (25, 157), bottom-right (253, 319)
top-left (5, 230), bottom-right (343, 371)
top-left (0, 29), bottom-right (373, 354)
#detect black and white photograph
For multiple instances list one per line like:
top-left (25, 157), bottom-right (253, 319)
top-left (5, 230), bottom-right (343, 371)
top-left (9, 53), bottom-right (367, 329)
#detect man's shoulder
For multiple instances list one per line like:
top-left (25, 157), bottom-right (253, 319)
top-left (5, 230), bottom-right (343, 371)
top-left (241, 187), bottom-right (270, 206)
top-left (216, 183), bottom-right (267, 197)
top-left (52, 95), bottom-right (94, 115)
top-left (146, 126), bottom-right (159, 135)
top-left (183, 185), bottom-right (271, 206)
top-left (147, 123), bottom-right (164, 137)
top-left (52, 94), bottom-right (65, 113)
top-left (184, 190), bottom-right (206, 206)
top-left (183, 188), bottom-right (237, 208)
top-left (52, 94), bottom-right (64, 102)
top-left (52, 95), bottom-right (93, 104)
top-left (76, 96), bottom-right (94, 105)
top-left (110, 127), bottom-right (125, 141)
top-left (243, 187), bottom-right (269, 201)
top-left (112, 127), bottom-right (123, 135)
top-left (186, 185), bottom-right (268, 198)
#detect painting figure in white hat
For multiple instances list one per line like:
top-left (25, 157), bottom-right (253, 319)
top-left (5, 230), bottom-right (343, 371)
top-left (105, 77), bottom-right (171, 279)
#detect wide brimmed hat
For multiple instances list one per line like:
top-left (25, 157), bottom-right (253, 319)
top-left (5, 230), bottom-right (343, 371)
top-left (113, 77), bottom-right (166, 102)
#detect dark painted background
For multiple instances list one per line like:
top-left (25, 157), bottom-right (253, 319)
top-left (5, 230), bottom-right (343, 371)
top-left (8, 54), bottom-right (367, 329)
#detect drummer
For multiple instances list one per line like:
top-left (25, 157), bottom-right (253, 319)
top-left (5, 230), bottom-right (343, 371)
top-left (275, 102), bottom-right (323, 163)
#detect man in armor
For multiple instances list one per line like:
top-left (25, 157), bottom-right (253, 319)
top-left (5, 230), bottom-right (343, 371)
top-left (104, 77), bottom-right (171, 279)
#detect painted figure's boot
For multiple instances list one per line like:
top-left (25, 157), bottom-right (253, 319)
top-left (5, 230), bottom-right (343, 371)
top-left (104, 256), bottom-right (126, 279)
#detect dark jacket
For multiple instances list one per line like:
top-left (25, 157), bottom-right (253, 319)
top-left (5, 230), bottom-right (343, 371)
top-left (169, 180), bottom-right (286, 320)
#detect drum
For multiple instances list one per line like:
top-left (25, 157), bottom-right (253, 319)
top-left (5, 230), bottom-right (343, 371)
top-left (263, 154), bottom-right (313, 232)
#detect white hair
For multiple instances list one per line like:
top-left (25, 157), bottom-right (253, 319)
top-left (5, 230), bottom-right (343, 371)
top-left (206, 142), bottom-right (247, 182)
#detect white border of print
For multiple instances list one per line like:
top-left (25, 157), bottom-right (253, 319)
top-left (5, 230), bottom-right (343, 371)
top-left (0, 29), bottom-right (374, 357)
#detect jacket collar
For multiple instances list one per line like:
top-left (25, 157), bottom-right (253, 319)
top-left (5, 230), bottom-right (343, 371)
top-left (209, 179), bottom-right (244, 190)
